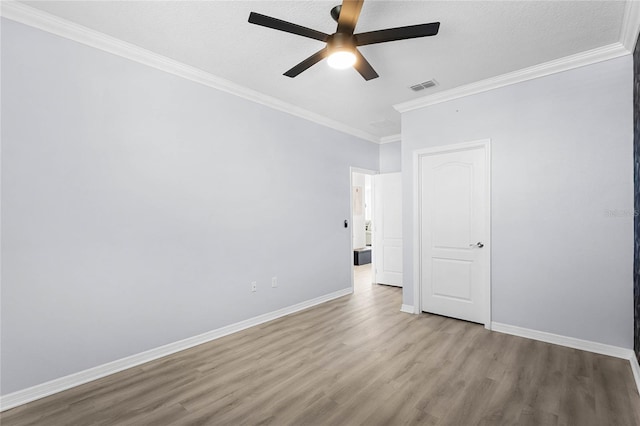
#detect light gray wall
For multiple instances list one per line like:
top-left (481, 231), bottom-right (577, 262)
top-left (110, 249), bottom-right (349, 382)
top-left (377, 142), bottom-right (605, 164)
top-left (1, 19), bottom-right (379, 394)
top-left (401, 56), bottom-right (633, 348)
top-left (379, 141), bottom-right (401, 173)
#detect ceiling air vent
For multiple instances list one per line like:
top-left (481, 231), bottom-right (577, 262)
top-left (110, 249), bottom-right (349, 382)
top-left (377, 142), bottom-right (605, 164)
top-left (410, 79), bottom-right (437, 92)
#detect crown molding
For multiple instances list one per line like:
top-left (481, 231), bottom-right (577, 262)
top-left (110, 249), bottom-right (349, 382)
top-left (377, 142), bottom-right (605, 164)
top-left (621, 0), bottom-right (640, 53)
top-left (2, 1), bottom-right (636, 142)
top-left (0, 1), bottom-right (380, 144)
top-left (379, 134), bottom-right (401, 144)
top-left (394, 42), bottom-right (629, 113)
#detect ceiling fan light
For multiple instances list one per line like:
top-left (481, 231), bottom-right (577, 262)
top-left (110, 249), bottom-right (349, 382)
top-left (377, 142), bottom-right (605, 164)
top-left (327, 50), bottom-right (356, 69)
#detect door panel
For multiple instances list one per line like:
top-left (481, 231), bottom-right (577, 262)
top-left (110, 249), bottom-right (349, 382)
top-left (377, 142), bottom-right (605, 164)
top-left (432, 163), bottom-right (472, 249)
top-left (420, 147), bottom-right (487, 323)
top-left (431, 258), bottom-right (472, 301)
top-left (374, 173), bottom-right (402, 287)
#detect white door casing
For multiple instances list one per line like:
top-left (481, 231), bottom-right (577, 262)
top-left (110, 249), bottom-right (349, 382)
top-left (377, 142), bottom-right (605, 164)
top-left (374, 173), bottom-right (403, 287)
top-left (415, 141), bottom-right (490, 326)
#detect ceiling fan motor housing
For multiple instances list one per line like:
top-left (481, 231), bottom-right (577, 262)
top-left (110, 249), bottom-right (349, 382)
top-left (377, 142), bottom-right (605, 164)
top-left (328, 32), bottom-right (356, 54)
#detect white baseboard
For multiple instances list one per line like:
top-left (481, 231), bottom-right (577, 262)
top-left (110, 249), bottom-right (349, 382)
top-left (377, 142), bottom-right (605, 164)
top-left (629, 354), bottom-right (640, 396)
top-left (492, 322), bottom-right (640, 394)
top-left (491, 322), bottom-right (631, 358)
top-left (400, 304), bottom-right (415, 314)
top-left (0, 287), bottom-right (353, 411)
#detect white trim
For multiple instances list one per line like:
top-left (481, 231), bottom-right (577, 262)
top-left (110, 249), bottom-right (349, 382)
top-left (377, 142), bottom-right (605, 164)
top-left (621, 0), bottom-right (640, 53)
top-left (400, 304), bottom-right (415, 314)
top-left (2, 0), bottom-right (634, 142)
top-left (350, 167), bottom-right (379, 176)
top-left (412, 151), bottom-right (422, 317)
top-left (630, 354), bottom-right (640, 396)
top-left (380, 134), bottom-right (401, 144)
top-left (491, 322), bottom-right (632, 359)
top-left (492, 321), bottom-right (640, 395)
top-left (394, 43), bottom-right (628, 113)
top-left (0, 1), bottom-right (379, 144)
top-left (413, 140), bottom-right (492, 328)
top-left (483, 142), bottom-right (492, 330)
top-left (0, 287), bottom-right (352, 411)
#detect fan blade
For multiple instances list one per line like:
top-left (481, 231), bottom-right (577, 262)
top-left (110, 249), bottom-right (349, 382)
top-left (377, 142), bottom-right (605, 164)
top-left (284, 48), bottom-right (329, 78)
top-left (355, 22), bottom-right (440, 46)
top-left (353, 49), bottom-right (378, 81)
top-left (336, 0), bottom-right (365, 35)
top-left (249, 12), bottom-right (330, 42)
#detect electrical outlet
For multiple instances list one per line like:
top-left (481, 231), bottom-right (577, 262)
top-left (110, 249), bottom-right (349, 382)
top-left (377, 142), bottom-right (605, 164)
top-left (251, 281), bottom-right (257, 292)
top-left (272, 276), bottom-right (277, 288)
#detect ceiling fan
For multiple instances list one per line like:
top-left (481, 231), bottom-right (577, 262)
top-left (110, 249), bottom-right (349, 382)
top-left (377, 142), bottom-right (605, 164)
top-left (248, 0), bottom-right (440, 81)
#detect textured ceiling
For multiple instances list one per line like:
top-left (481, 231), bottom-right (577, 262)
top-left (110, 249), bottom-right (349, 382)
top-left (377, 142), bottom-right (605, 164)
top-left (19, 1), bottom-right (627, 140)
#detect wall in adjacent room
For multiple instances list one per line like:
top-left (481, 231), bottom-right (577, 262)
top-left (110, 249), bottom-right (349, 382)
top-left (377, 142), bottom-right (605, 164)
top-left (401, 56), bottom-right (633, 348)
top-left (1, 19), bottom-right (379, 394)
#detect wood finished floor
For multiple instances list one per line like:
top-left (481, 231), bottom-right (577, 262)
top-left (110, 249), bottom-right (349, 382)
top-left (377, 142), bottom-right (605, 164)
top-left (3, 264), bottom-right (640, 425)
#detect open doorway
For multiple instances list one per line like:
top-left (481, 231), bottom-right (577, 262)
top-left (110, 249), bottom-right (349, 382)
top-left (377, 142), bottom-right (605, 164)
top-left (350, 168), bottom-right (376, 294)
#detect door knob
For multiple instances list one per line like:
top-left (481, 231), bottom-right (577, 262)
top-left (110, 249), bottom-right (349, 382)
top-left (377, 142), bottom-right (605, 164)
top-left (469, 242), bottom-right (484, 248)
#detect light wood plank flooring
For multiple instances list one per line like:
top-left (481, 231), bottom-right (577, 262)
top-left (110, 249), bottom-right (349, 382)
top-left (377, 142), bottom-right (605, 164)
top-left (3, 264), bottom-right (640, 425)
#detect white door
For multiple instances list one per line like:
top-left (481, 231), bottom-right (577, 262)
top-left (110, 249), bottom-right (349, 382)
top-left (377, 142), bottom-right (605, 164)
top-left (374, 173), bottom-right (402, 287)
top-left (419, 145), bottom-right (489, 324)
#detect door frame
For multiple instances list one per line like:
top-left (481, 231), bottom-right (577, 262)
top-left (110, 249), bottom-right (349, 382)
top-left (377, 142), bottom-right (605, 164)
top-left (350, 167), bottom-right (378, 292)
top-left (412, 139), bottom-right (492, 329)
